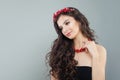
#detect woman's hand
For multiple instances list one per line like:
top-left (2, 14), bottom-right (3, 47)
top-left (83, 41), bottom-right (99, 58)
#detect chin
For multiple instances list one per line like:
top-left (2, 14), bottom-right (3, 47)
top-left (66, 36), bottom-right (75, 40)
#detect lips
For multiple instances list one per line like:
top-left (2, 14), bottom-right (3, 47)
top-left (66, 31), bottom-right (72, 37)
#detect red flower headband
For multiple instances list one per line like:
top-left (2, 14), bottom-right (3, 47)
top-left (53, 8), bottom-right (74, 21)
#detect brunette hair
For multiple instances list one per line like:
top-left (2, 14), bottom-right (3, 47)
top-left (47, 7), bottom-right (96, 80)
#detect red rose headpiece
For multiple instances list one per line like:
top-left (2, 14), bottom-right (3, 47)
top-left (53, 8), bottom-right (74, 21)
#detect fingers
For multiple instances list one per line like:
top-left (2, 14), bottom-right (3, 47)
top-left (82, 40), bottom-right (95, 53)
top-left (82, 41), bottom-right (88, 53)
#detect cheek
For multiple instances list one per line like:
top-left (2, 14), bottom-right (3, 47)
top-left (73, 25), bottom-right (80, 32)
top-left (61, 30), bottom-right (66, 36)
top-left (74, 26), bottom-right (80, 34)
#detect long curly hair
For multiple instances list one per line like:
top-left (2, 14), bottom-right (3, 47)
top-left (47, 7), bottom-right (96, 80)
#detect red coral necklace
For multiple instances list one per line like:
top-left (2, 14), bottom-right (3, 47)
top-left (74, 38), bottom-right (91, 53)
top-left (74, 48), bottom-right (86, 53)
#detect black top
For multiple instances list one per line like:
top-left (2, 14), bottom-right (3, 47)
top-left (74, 66), bottom-right (92, 80)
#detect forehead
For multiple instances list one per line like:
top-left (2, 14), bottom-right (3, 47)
top-left (57, 15), bottom-right (74, 26)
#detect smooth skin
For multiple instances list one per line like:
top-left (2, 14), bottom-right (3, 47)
top-left (51, 15), bottom-right (107, 80)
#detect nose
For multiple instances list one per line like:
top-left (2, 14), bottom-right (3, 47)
top-left (62, 26), bottom-right (68, 34)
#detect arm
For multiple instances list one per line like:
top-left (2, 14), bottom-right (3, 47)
top-left (83, 41), bottom-right (107, 80)
top-left (50, 72), bottom-right (58, 80)
top-left (92, 45), bottom-right (107, 80)
top-left (92, 46), bottom-right (106, 80)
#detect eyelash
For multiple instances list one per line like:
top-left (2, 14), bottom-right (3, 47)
top-left (59, 21), bottom-right (70, 30)
top-left (65, 21), bottom-right (70, 25)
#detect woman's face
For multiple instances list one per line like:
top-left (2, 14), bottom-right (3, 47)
top-left (57, 15), bottom-right (81, 39)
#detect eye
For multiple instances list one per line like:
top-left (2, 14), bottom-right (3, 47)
top-left (65, 21), bottom-right (70, 25)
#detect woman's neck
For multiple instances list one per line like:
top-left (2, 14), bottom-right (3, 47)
top-left (74, 34), bottom-right (88, 49)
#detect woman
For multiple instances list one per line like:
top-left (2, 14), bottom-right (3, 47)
top-left (47, 7), bottom-right (107, 80)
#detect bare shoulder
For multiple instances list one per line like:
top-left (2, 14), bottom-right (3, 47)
top-left (96, 44), bottom-right (107, 56)
top-left (96, 44), bottom-right (107, 66)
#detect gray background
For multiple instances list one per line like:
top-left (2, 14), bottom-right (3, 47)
top-left (0, 0), bottom-right (120, 80)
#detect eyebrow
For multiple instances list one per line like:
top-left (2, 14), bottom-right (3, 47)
top-left (59, 19), bottom-right (69, 28)
top-left (63, 19), bottom-right (69, 25)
